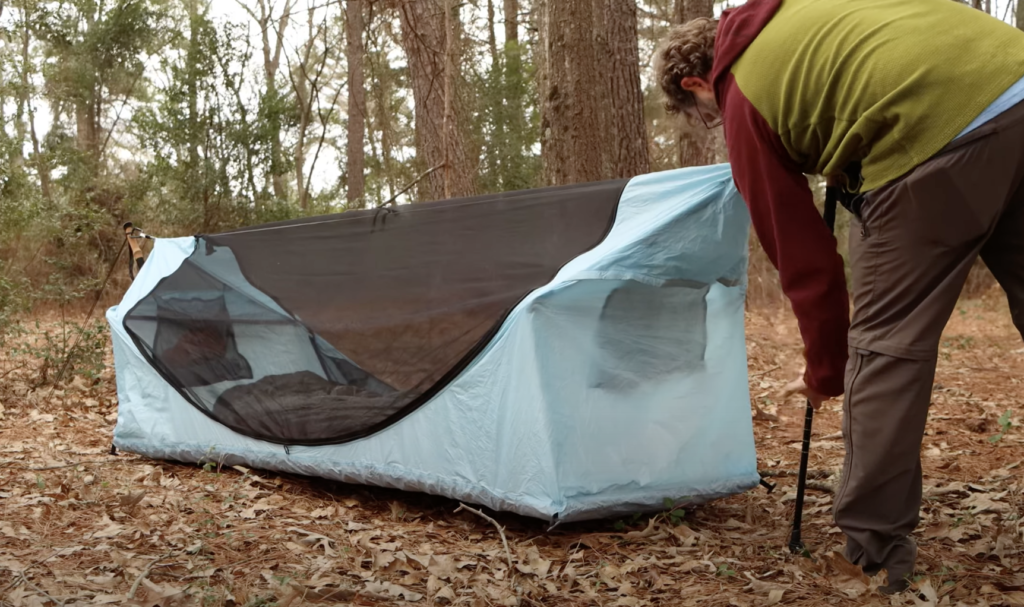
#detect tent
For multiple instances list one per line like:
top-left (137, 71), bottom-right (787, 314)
top-left (107, 164), bottom-right (759, 524)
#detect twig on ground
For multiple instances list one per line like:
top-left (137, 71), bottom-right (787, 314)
top-left (218, 550), bottom-right (292, 573)
top-left (455, 503), bottom-right (514, 573)
top-left (751, 365), bottom-right (782, 378)
top-left (128, 552), bottom-right (175, 600)
top-left (0, 549), bottom-right (66, 596)
top-left (760, 469), bottom-right (833, 480)
top-left (0, 458), bottom-right (126, 471)
top-left (19, 573), bottom-right (64, 606)
top-left (807, 481), bottom-right (836, 494)
top-left (0, 362), bottom-right (28, 380)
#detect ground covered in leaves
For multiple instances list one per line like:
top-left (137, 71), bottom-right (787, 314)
top-left (2, 292), bottom-right (1024, 606)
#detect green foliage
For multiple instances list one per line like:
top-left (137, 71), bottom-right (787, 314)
top-left (660, 497), bottom-right (687, 527)
top-left (361, 6), bottom-right (417, 207)
top-left (473, 40), bottom-right (542, 195)
top-left (0, 268), bottom-right (31, 350)
top-left (989, 410), bottom-right (1013, 443)
top-left (613, 511), bottom-right (645, 531)
top-left (33, 0), bottom-right (163, 109)
top-left (17, 318), bottom-right (108, 386)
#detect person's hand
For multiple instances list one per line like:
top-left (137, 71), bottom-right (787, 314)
top-left (781, 374), bottom-right (829, 411)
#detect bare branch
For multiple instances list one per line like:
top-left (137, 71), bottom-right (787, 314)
top-left (305, 78), bottom-right (347, 202)
top-left (455, 503), bottom-right (514, 576)
top-left (232, 0), bottom-right (261, 23)
top-left (380, 163), bottom-right (446, 208)
top-left (760, 469), bottom-right (834, 480)
top-left (128, 552), bottom-right (176, 600)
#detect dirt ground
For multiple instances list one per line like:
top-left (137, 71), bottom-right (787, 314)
top-left (2, 290), bottom-right (1023, 607)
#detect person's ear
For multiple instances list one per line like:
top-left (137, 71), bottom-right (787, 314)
top-left (680, 76), bottom-right (712, 94)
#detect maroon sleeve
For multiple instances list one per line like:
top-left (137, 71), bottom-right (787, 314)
top-left (719, 74), bottom-right (850, 397)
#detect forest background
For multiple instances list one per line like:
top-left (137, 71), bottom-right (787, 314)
top-left (0, 0), bottom-right (1019, 382)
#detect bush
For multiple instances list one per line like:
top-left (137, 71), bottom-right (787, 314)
top-left (16, 319), bottom-right (109, 387)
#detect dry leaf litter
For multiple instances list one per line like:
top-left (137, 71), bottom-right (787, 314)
top-left (2, 291), bottom-right (1024, 606)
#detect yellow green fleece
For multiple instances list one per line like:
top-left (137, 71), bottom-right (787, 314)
top-left (730, 0), bottom-right (1024, 191)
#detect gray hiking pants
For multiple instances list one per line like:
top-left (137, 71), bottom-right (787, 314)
top-left (834, 98), bottom-right (1024, 583)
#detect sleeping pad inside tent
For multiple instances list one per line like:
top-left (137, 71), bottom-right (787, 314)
top-left (107, 164), bottom-right (760, 523)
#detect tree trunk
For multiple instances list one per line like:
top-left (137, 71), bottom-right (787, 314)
top-left (346, 0), bottom-right (366, 208)
top-left (256, 0), bottom-right (294, 201)
top-left (187, 0), bottom-right (201, 171)
top-left (75, 102), bottom-right (100, 158)
top-left (503, 0), bottom-right (518, 44)
top-left (605, 0), bottom-right (650, 178)
top-left (294, 67), bottom-right (311, 210)
top-left (75, 8), bottom-right (102, 162)
top-left (292, 8), bottom-right (319, 211)
top-left (18, 11), bottom-right (51, 200)
top-left (591, 0), bottom-right (613, 178)
top-left (541, 0), bottom-right (606, 185)
top-left (29, 103), bottom-right (51, 202)
top-left (487, 0), bottom-right (499, 63)
top-left (13, 23), bottom-right (30, 170)
top-left (674, 0), bottom-right (717, 168)
top-left (1017, 0), bottom-right (1023, 31)
top-left (487, 0), bottom-right (505, 182)
top-left (397, 0), bottom-right (476, 201)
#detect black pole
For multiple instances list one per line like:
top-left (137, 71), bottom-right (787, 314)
top-left (789, 401), bottom-right (815, 553)
top-left (789, 184), bottom-right (839, 555)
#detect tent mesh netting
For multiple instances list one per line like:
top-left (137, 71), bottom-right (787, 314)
top-left (123, 181), bottom-right (627, 445)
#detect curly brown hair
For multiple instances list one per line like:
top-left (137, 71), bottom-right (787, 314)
top-left (653, 18), bottom-right (718, 116)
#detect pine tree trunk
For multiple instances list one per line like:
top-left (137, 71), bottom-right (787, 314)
top-left (504, 0), bottom-right (518, 44)
top-left (591, 0), bottom-right (612, 178)
top-left (541, 0), bottom-right (606, 186)
top-left (397, 0), bottom-right (476, 201)
top-left (674, 0), bottom-right (717, 168)
top-left (605, 0), bottom-right (650, 178)
top-left (487, 0), bottom-right (499, 62)
top-left (346, 0), bottom-right (366, 208)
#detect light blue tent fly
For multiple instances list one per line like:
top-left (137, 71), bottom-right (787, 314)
top-left (107, 164), bottom-right (759, 523)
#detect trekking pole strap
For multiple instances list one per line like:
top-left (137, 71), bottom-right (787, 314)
top-left (124, 222), bottom-right (149, 280)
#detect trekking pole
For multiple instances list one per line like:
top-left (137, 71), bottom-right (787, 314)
top-left (788, 184), bottom-right (839, 555)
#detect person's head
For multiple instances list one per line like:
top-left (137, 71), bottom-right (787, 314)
top-left (653, 17), bottom-right (720, 128)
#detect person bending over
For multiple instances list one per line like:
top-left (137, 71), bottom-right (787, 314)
top-left (655, 0), bottom-right (1024, 594)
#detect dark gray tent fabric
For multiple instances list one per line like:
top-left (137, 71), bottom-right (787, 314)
top-left (123, 180), bottom-right (626, 445)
